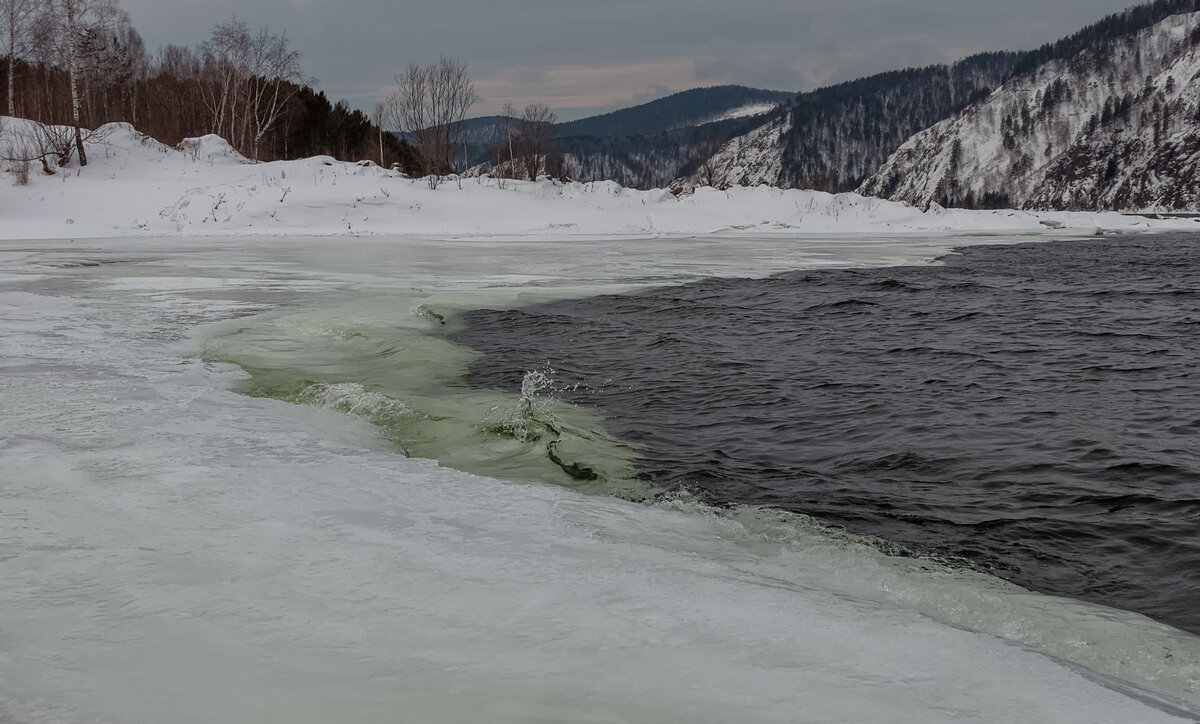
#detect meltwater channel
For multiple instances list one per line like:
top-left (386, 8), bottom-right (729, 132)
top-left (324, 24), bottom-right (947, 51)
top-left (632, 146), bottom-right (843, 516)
top-left (455, 234), bottom-right (1200, 635)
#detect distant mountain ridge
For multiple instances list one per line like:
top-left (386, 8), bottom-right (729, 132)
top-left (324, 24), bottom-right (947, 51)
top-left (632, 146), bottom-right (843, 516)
top-left (458, 86), bottom-right (795, 188)
top-left (557, 85), bottom-right (795, 138)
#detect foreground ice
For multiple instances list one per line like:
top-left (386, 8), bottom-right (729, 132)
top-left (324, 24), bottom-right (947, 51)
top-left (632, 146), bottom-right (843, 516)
top-left (1, 234), bottom-right (1196, 723)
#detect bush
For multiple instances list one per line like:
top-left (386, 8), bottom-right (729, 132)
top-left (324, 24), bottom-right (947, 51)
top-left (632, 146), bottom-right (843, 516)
top-left (11, 160), bottom-right (29, 185)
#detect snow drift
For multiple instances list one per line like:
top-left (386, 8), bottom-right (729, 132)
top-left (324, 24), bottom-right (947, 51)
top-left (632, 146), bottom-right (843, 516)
top-left (2, 117), bottom-right (1195, 241)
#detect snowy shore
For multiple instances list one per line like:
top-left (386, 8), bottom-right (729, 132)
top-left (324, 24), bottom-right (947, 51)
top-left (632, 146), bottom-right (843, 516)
top-left (3, 118), bottom-right (1197, 241)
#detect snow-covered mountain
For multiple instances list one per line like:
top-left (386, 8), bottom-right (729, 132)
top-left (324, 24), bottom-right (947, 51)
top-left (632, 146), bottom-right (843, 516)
top-left (861, 11), bottom-right (1200, 211)
top-left (682, 115), bottom-right (790, 189)
top-left (684, 56), bottom-right (1020, 191)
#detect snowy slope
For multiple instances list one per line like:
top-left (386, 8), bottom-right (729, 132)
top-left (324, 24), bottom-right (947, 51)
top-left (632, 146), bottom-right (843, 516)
top-left (697, 102), bottom-right (779, 125)
top-left (1, 116), bottom-right (1196, 240)
top-left (861, 12), bottom-right (1200, 211)
top-left (682, 114), bottom-right (791, 189)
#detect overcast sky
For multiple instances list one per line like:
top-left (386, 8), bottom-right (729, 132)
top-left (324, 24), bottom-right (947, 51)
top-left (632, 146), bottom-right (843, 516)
top-left (120, 0), bottom-right (1140, 120)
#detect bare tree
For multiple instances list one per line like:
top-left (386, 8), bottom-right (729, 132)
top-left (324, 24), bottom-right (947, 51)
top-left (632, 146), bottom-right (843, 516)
top-left (43, 0), bottom-right (125, 166)
top-left (3, 117), bottom-right (108, 174)
top-left (198, 18), bottom-right (249, 144)
top-left (386, 56), bottom-right (477, 187)
top-left (515, 102), bottom-right (556, 181)
top-left (76, 4), bottom-right (142, 124)
top-left (52, 0), bottom-right (86, 164)
top-left (243, 26), bottom-right (307, 159)
top-left (694, 133), bottom-right (728, 189)
top-left (196, 18), bottom-right (309, 160)
top-left (500, 102), bottom-right (517, 177)
top-left (371, 101), bottom-right (386, 166)
top-left (1, 0), bottom-right (34, 116)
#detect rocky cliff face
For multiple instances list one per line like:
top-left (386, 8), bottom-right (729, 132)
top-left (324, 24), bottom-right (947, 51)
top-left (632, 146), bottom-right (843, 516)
top-left (860, 12), bottom-right (1200, 211)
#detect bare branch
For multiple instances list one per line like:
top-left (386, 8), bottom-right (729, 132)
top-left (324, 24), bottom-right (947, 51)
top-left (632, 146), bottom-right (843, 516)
top-left (386, 56), bottom-right (477, 187)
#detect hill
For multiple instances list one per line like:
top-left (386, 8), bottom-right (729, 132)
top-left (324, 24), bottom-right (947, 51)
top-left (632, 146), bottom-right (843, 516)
top-left (687, 55), bottom-right (1020, 191)
top-left (688, 0), bottom-right (1200, 208)
top-left (861, 11), bottom-right (1200, 211)
top-left (556, 85), bottom-right (795, 139)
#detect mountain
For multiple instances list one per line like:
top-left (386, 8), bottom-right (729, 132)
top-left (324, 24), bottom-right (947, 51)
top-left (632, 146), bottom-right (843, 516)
top-left (861, 11), bottom-right (1200, 211)
top-left (556, 85), bottom-right (795, 138)
top-left (462, 86), bottom-right (794, 188)
top-left (553, 85), bottom-right (795, 188)
top-left (686, 56), bottom-right (1021, 191)
top-left (558, 114), bottom-right (776, 188)
top-left (454, 116), bottom-right (514, 145)
top-left (690, 0), bottom-right (1200, 210)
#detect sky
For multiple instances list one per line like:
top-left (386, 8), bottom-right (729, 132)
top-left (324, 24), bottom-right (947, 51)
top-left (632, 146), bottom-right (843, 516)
top-left (121, 0), bottom-right (1142, 121)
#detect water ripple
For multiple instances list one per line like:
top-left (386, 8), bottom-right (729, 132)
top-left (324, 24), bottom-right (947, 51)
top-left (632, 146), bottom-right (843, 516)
top-left (457, 234), bottom-right (1200, 634)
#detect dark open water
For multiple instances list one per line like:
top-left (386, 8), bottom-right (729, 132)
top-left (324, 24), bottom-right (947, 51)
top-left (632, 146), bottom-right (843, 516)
top-left (454, 235), bottom-right (1200, 633)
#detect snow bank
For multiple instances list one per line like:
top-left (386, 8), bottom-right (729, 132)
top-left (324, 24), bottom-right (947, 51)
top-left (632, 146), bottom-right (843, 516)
top-left (1, 117), bottom-right (1196, 240)
top-left (176, 133), bottom-right (249, 163)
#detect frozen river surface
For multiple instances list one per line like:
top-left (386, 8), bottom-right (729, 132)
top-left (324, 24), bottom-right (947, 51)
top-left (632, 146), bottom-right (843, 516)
top-left (1, 234), bottom-right (1196, 723)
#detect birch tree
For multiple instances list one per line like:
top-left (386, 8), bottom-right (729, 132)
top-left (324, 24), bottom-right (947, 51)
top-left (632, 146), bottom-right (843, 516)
top-left (1, 0), bottom-right (34, 116)
top-left (243, 26), bottom-right (306, 160)
top-left (196, 19), bottom-right (309, 159)
top-left (197, 18), bottom-right (308, 160)
top-left (371, 101), bottom-right (385, 165)
top-left (198, 18), bottom-right (249, 143)
top-left (55, 0), bottom-right (87, 164)
top-left (45, 0), bottom-right (124, 166)
top-left (500, 102), bottom-right (516, 177)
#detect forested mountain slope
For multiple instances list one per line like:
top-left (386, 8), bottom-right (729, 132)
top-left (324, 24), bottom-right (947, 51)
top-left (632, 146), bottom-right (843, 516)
top-left (861, 11), bottom-right (1200, 211)
top-left (688, 55), bottom-right (1021, 191)
top-left (558, 114), bottom-right (772, 187)
top-left (689, 0), bottom-right (1200, 201)
top-left (547, 85), bottom-right (793, 188)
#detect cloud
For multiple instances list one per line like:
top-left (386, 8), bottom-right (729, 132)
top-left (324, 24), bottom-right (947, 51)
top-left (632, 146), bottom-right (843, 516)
top-left (473, 58), bottom-right (699, 116)
top-left (122, 0), bottom-right (1141, 118)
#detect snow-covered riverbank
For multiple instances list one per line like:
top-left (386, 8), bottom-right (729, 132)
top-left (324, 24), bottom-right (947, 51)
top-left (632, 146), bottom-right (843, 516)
top-left (3, 118), bottom-right (1197, 241)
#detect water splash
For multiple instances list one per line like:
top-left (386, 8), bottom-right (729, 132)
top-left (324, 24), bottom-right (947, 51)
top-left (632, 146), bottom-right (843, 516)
top-left (483, 369), bottom-right (556, 443)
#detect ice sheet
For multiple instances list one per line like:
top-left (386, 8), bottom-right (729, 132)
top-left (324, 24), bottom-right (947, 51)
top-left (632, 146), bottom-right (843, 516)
top-left (1, 235), bottom-right (1197, 723)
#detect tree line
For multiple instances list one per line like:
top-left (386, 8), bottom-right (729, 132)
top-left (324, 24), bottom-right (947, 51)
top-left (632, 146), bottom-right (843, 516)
top-left (0, 0), bottom-right (422, 173)
top-left (1, 0), bottom-right (572, 188)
